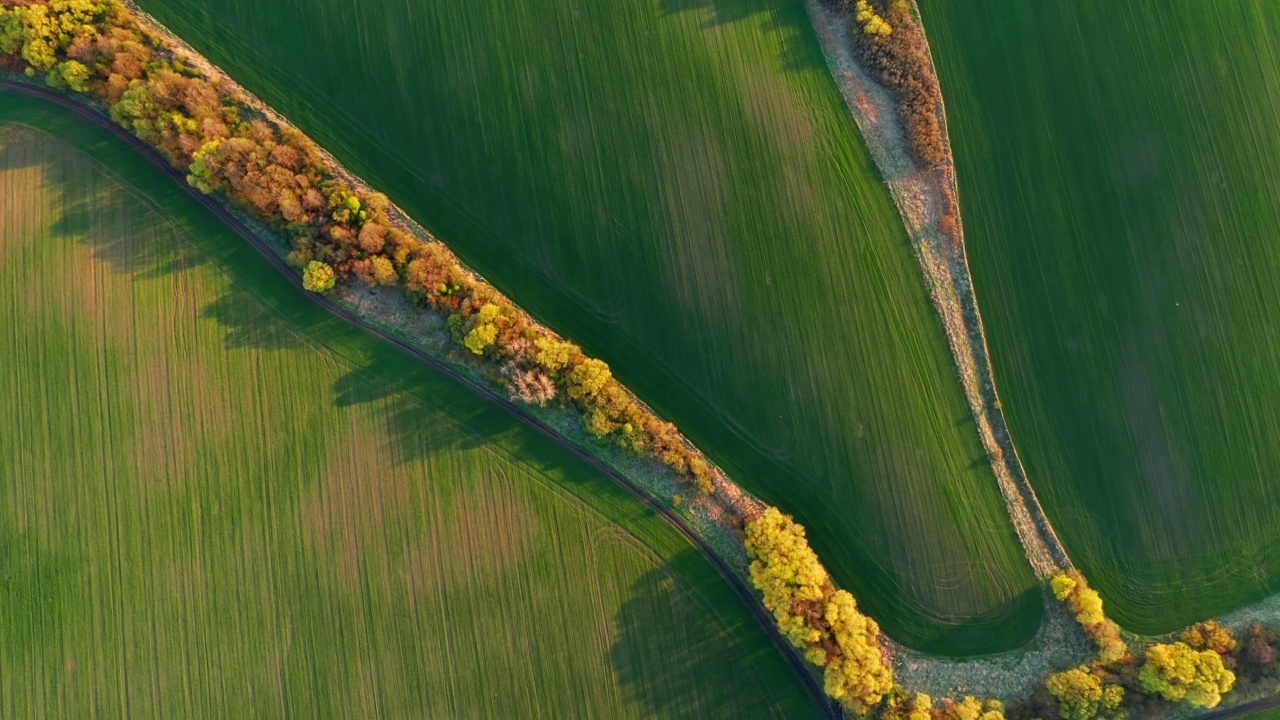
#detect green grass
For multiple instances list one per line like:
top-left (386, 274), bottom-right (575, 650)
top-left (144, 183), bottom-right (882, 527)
top-left (918, 1), bottom-right (1280, 633)
top-left (130, 0), bottom-right (1039, 653)
top-left (0, 93), bottom-right (825, 718)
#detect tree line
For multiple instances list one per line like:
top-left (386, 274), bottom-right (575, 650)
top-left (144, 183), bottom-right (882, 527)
top-left (0, 0), bottom-right (716, 496)
top-left (12, 5), bottom-right (1280, 720)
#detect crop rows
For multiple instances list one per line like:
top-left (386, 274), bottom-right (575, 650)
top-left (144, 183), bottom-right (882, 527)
top-left (0, 98), bottom-right (820, 718)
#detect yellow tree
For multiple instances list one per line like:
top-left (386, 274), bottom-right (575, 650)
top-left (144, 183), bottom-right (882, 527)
top-left (1045, 666), bottom-right (1125, 720)
top-left (1139, 642), bottom-right (1235, 708)
top-left (302, 260), bottom-right (336, 293)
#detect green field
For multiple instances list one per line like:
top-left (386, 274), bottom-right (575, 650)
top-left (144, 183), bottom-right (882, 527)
top-left (0, 94), bottom-right (825, 718)
top-left (132, 0), bottom-right (1039, 652)
top-left (919, 1), bottom-right (1280, 632)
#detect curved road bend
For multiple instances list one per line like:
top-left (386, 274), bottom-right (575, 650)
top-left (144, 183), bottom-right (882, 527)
top-left (0, 81), bottom-right (840, 719)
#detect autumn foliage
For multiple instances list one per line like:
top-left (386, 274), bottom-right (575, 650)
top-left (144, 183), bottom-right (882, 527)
top-left (0, 0), bottom-right (718, 496)
top-left (744, 508), bottom-right (893, 714)
top-left (1051, 571), bottom-right (1127, 663)
top-left (1138, 642), bottom-right (1235, 709)
top-left (841, 0), bottom-right (947, 167)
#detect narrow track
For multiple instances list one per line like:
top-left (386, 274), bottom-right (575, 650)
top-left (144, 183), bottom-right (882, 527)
top-left (1200, 695), bottom-right (1280, 720)
top-left (0, 80), bottom-right (840, 720)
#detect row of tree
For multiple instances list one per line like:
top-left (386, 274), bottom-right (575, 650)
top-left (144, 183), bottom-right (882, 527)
top-left (13, 7), bottom-right (1280, 720)
top-left (0, 0), bottom-right (716, 496)
top-left (744, 508), bottom-right (895, 714)
top-left (1052, 572), bottom-right (1128, 662)
top-left (1020, 572), bottom-right (1269, 720)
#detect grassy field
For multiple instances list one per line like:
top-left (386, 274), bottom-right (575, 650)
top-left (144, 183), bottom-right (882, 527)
top-left (919, 1), bottom-right (1280, 633)
top-left (132, 0), bottom-right (1039, 653)
top-left (0, 94), bottom-right (825, 718)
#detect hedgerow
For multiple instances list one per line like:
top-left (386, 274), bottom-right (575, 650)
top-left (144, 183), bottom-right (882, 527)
top-left (14, 4), bottom-right (1280, 720)
top-left (1051, 571), bottom-right (1127, 663)
top-left (744, 507), bottom-right (894, 714)
top-left (0, 0), bottom-right (716, 496)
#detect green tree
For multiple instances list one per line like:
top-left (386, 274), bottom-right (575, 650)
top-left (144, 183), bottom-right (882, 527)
top-left (0, 9), bottom-right (22, 56)
top-left (46, 59), bottom-right (90, 92)
top-left (302, 260), bottom-right (336, 293)
top-left (1139, 642), bottom-right (1235, 708)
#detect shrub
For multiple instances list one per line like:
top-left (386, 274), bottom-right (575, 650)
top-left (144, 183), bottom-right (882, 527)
top-left (846, 0), bottom-right (947, 166)
top-left (302, 260), bottom-right (336, 293)
top-left (369, 255), bottom-right (398, 286)
top-left (1139, 642), bottom-right (1235, 709)
top-left (1245, 625), bottom-right (1277, 669)
top-left (566, 358), bottom-right (611, 401)
top-left (1045, 666), bottom-right (1125, 720)
top-left (1051, 571), bottom-right (1127, 662)
top-left (504, 366), bottom-right (556, 406)
top-left (936, 696), bottom-right (1005, 720)
top-left (46, 58), bottom-right (89, 92)
top-left (1182, 621), bottom-right (1238, 656)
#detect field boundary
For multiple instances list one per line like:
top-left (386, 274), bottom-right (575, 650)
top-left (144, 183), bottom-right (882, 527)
top-left (0, 80), bottom-right (840, 719)
top-left (802, 0), bottom-right (1069, 580)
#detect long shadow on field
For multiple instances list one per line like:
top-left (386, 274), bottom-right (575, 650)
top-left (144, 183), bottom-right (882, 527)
top-left (609, 559), bottom-right (795, 719)
top-left (37, 151), bottom-right (209, 284)
top-left (658, 0), bottom-right (826, 74)
top-left (329, 355), bottom-right (500, 467)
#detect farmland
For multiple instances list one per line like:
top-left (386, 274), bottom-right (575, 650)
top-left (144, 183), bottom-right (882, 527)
top-left (132, 0), bottom-right (1039, 653)
top-left (919, 0), bottom-right (1280, 633)
top-left (0, 94), bottom-right (823, 719)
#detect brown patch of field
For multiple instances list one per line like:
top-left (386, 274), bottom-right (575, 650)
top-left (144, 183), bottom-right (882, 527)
top-left (399, 461), bottom-right (542, 599)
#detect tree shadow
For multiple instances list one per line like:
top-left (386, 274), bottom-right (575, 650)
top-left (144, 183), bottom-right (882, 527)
top-left (328, 351), bottom-right (507, 468)
top-left (657, 0), bottom-right (828, 74)
top-left (607, 559), bottom-right (794, 719)
top-left (199, 293), bottom-right (305, 352)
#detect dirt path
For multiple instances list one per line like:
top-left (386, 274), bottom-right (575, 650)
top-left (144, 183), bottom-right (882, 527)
top-left (0, 80), bottom-right (840, 720)
top-left (802, 0), bottom-right (1071, 580)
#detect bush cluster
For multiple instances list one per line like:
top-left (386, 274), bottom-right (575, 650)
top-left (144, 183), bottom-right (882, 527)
top-left (841, 0), bottom-right (947, 167)
top-left (1137, 640), bottom-right (1235, 709)
top-left (1051, 572), bottom-right (1127, 662)
top-left (1011, 607), bottom-right (1261, 720)
top-left (744, 508), bottom-right (894, 714)
top-left (0, 0), bottom-right (717, 495)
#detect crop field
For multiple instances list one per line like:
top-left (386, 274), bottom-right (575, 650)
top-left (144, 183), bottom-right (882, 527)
top-left (919, 0), bottom-right (1280, 633)
top-left (0, 94), bottom-right (823, 718)
top-left (133, 0), bottom-right (1038, 653)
